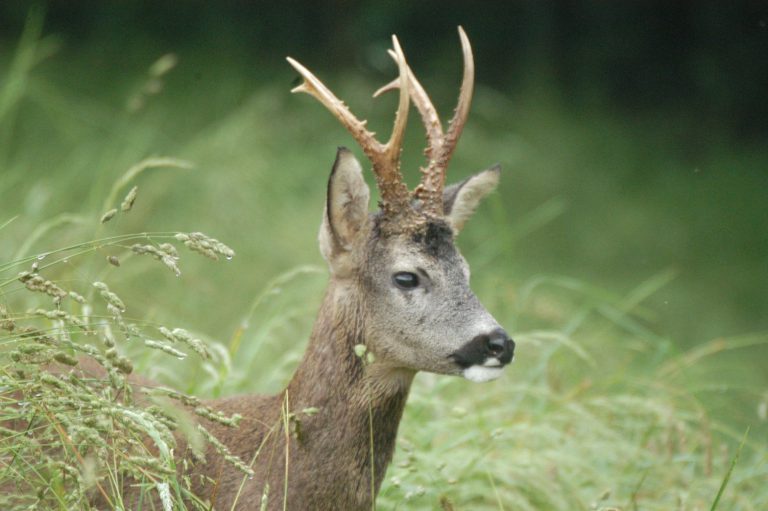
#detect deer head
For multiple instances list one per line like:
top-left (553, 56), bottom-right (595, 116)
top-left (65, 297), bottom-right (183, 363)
top-left (288, 27), bottom-right (514, 383)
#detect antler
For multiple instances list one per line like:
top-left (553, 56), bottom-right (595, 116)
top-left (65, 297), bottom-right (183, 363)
top-left (374, 26), bottom-right (475, 216)
top-left (287, 37), bottom-right (412, 215)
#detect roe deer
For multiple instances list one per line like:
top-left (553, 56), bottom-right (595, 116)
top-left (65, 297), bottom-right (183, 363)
top-left (118, 27), bottom-right (514, 510)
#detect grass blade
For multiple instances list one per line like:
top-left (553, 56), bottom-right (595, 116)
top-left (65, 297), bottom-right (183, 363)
top-left (0, 215), bottom-right (18, 232)
top-left (710, 426), bottom-right (749, 511)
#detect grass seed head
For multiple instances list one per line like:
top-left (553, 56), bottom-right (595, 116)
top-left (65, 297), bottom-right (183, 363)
top-left (53, 351), bottom-right (77, 366)
top-left (68, 291), bottom-right (87, 304)
top-left (171, 327), bottom-right (210, 359)
top-left (144, 339), bottom-right (187, 359)
top-left (131, 243), bottom-right (181, 275)
top-left (93, 281), bottom-right (126, 312)
top-left (100, 208), bottom-right (118, 223)
top-left (175, 232), bottom-right (235, 260)
top-left (159, 242), bottom-right (178, 257)
top-left (197, 424), bottom-right (254, 476)
top-left (121, 185), bottom-right (139, 212)
top-left (113, 356), bottom-right (134, 374)
top-left (0, 305), bottom-right (15, 332)
top-left (19, 271), bottom-right (68, 299)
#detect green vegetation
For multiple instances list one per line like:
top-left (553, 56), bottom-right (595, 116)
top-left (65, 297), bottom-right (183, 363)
top-left (1, 11), bottom-right (766, 510)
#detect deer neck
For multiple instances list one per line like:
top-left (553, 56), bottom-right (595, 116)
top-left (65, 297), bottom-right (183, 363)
top-left (285, 280), bottom-right (414, 497)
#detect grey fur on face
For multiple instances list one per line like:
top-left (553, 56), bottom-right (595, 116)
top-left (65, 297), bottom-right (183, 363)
top-left (322, 152), bottom-right (512, 380)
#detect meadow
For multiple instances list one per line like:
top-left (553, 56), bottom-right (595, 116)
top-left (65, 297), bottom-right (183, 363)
top-left (1, 12), bottom-right (767, 510)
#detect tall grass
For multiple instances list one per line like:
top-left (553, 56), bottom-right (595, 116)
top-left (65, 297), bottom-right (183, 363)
top-left (0, 154), bottom-right (249, 509)
top-left (1, 13), bottom-right (767, 510)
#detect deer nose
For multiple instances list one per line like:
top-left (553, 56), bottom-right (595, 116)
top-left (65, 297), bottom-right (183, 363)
top-left (451, 327), bottom-right (516, 382)
top-left (450, 328), bottom-right (515, 370)
top-left (485, 328), bottom-right (514, 364)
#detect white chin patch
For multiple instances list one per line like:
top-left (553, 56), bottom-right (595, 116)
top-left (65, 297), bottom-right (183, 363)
top-left (463, 366), bottom-right (504, 383)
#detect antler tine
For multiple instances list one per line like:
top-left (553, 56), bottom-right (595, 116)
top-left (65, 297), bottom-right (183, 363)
top-left (420, 26), bottom-right (475, 215)
top-left (374, 50), bottom-right (443, 163)
top-left (442, 26), bottom-right (475, 168)
top-left (287, 56), bottom-right (384, 160)
top-left (287, 38), bottom-right (412, 212)
top-left (372, 27), bottom-right (475, 217)
top-left (383, 36), bottom-right (410, 167)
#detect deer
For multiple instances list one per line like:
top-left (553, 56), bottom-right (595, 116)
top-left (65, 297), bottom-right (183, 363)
top-left (7, 27), bottom-right (514, 510)
top-left (167, 27), bottom-right (514, 510)
top-left (154, 27), bottom-right (514, 511)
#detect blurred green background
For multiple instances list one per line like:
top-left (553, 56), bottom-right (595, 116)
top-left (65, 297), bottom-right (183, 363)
top-left (2, 1), bottom-right (766, 347)
top-left (1, 2), bottom-right (767, 506)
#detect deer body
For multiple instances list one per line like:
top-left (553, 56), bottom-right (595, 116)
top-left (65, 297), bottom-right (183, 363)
top-left (185, 282), bottom-right (411, 510)
top-left (138, 27), bottom-right (514, 510)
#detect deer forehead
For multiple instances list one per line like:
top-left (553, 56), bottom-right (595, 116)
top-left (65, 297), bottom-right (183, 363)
top-left (367, 222), bottom-right (469, 280)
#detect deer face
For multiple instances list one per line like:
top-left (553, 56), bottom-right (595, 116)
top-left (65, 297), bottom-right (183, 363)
top-left (320, 149), bottom-right (514, 382)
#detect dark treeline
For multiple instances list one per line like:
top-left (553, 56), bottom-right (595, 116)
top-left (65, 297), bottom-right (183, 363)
top-left (1, 1), bottom-right (767, 140)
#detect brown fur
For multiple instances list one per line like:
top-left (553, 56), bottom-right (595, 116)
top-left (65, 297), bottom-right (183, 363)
top-left (170, 281), bottom-right (412, 510)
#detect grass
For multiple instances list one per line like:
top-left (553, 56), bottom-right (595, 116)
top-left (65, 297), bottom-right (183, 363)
top-left (1, 13), bottom-right (767, 510)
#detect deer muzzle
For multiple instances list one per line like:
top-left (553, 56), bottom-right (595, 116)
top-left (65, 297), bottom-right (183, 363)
top-left (449, 328), bottom-right (515, 382)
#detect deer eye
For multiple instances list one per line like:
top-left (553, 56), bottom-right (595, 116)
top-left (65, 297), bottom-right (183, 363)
top-left (393, 272), bottom-right (419, 290)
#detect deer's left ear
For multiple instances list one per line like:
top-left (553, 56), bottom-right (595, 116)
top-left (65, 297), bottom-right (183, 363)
top-left (319, 148), bottom-right (370, 271)
top-left (444, 164), bottom-right (500, 233)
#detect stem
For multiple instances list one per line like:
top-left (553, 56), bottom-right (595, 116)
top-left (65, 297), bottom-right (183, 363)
top-left (282, 390), bottom-right (290, 511)
top-left (367, 374), bottom-right (375, 510)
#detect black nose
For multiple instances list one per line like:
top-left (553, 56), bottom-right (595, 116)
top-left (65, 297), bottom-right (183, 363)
top-left (485, 328), bottom-right (514, 364)
top-left (450, 328), bottom-right (515, 368)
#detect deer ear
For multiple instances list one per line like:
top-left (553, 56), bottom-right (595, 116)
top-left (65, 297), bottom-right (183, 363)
top-left (443, 164), bottom-right (500, 233)
top-left (319, 148), bottom-right (370, 266)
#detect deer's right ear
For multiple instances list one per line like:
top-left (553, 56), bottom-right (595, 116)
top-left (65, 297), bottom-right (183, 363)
top-left (319, 148), bottom-right (370, 271)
